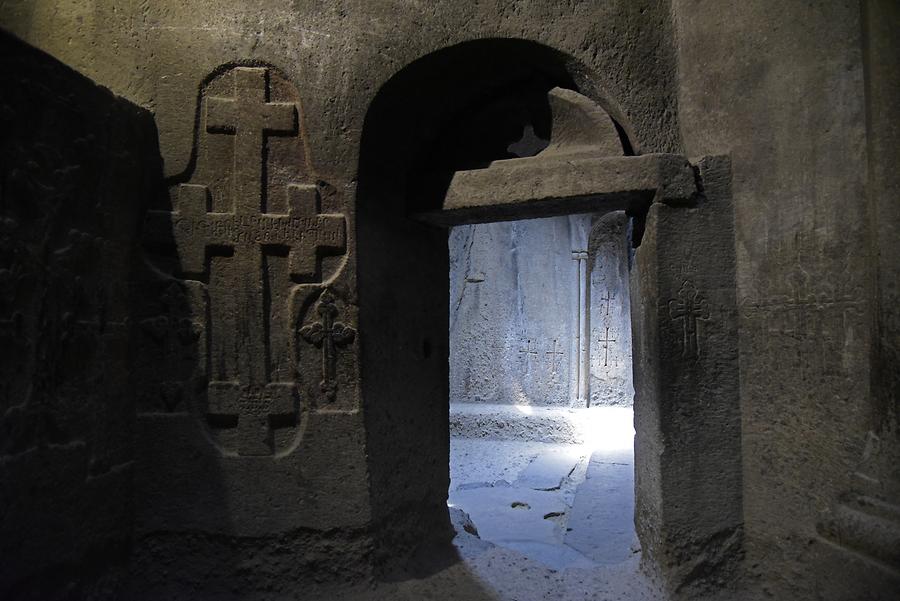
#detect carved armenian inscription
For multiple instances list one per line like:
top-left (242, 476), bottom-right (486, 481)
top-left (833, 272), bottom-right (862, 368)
top-left (148, 182), bottom-right (345, 279)
top-left (166, 211), bottom-right (342, 246)
top-left (143, 65), bottom-right (348, 456)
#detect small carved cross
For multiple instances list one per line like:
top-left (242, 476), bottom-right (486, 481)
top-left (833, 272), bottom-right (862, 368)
top-left (544, 339), bottom-right (565, 369)
top-left (598, 290), bottom-right (614, 317)
top-left (668, 280), bottom-right (710, 360)
top-left (519, 338), bottom-right (539, 365)
top-left (300, 289), bottom-right (356, 402)
top-left (597, 327), bottom-right (616, 367)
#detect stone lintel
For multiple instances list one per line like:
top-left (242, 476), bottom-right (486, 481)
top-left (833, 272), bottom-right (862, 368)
top-left (415, 153), bottom-right (697, 227)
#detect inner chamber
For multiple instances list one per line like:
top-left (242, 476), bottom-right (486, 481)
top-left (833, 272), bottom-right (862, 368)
top-left (447, 208), bottom-right (638, 570)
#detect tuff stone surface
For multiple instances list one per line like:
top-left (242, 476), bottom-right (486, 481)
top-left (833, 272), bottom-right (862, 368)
top-left (448, 211), bottom-right (634, 409)
top-left (128, 59), bottom-right (368, 593)
top-left (448, 215), bottom-right (591, 408)
top-left (0, 31), bottom-right (157, 598)
top-left (0, 1), bottom-right (897, 600)
top-left (421, 154), bottom-right (696, 227)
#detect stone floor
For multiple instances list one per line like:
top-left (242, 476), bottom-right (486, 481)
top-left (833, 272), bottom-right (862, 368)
top-left (449, 439), bottom-right (639, 571)
top-left (388, 405), bottom-right (666, 601)
top-left (333, 406), bottom-right (668, 601)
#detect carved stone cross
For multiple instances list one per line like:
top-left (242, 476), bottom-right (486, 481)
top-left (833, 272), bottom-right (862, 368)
top-left (544, 338), bottom-right (564, 369)
top-left (598, 290), bottom-right (613, 317)
top-left (668, 280), bottom-right (710, 360)
top-left (142, 66), bottom-right (347, 455)
top-left (206, 381), bottom-right (297, 455)
top-left (597, 326), bottom-right (616, 367)
top-left (206, 66), bottom-right (296, 211)
top-left (519, 339), bottom-right (539, 365)
top-left (299, 289), bottom-right (356, 402)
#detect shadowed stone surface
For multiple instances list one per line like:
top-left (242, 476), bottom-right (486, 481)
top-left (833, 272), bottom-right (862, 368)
top-left (0, 31), bottom-right (157, 598)
top-left (0, 1), bottom-right (898, 599)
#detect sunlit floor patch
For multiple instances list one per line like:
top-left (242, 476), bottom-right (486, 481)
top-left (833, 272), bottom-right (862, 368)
top-left (448, 407), bottom-right (639, 572)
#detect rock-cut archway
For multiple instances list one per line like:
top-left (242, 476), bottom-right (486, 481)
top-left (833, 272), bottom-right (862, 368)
top-left (356, 39), bottom-right (745, 592)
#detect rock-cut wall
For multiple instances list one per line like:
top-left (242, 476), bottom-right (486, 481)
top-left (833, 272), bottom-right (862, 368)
top-left (449, 211), bottom-right (633, 407)
top-left (0, 31), bottom-right (158, 598)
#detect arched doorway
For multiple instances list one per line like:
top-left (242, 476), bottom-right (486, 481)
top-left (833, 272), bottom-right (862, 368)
top-left (357, 39), bottom-right (744, 593)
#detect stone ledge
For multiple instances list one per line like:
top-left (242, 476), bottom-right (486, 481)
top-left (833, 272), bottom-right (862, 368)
top-left (417, 154), bottom-right (697, 226)
top-left (450, 403), bottom-right (634, 448)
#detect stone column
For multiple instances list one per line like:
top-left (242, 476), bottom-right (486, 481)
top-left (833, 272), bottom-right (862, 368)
top-left (572, 249), bottom-right (589, 405)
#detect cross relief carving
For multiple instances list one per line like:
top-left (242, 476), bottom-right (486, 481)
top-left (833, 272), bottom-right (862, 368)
top-left (518, 338), bottom-right (540, 364)
top-left (142, 65), bottom-right (349, 456)
top-left (299, 289), bottom-right (356, 403)
top-left (597, 290), bottom-right (613, 317)
top-left (597, 326), bottom-right (616, 368)
top-left (517, 337), bottom-right (566, 373)
top-left (668, 280), bottom-right (710, 361)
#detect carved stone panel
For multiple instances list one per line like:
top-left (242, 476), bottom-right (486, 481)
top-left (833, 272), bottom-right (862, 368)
top-left (138, 64), bottom-right (351, 456)
top-left (588, 211), bottom-right (634, 406)
top-left (448, 215), bottom-right (591, 406)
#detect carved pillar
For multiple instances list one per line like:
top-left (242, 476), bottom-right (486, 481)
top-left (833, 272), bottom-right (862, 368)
top-left (572, 249), bottom-right (589, 405)
top-left (631, 156), bottom-right (743, 588)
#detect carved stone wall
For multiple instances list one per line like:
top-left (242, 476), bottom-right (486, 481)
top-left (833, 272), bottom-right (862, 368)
top-left (631, 157), bottom-right (743, 591)
top-left (674, 1), bottom-right (900, 597)
top-left (0, 32), bottom-right (157, 597)
top-left (130, 63), bottom-right (369, 593)
top-left (448, 212), bottom-right (634, 408)
top-left (448, 215), bottom-right (589, 407)
top-left (2, 1), bottom-right (898, 599)
top-left (588, 212), bottom-right (635, 406)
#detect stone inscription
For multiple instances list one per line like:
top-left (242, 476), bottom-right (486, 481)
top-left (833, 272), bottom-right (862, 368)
top-left (668, 280), bottom-right (710, 360)
top-left (167, 213), bottom-right (342, 245)
top-left (207, 381), bottom-right (296, 455)
top-left (146, 182), bottom-right (345, 280)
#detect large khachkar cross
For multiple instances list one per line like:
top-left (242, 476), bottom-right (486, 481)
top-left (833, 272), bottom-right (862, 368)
top-left (144, 66), bottom-right (347, 455)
